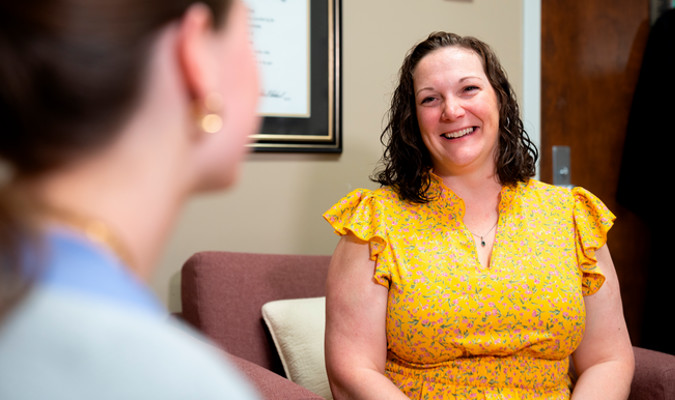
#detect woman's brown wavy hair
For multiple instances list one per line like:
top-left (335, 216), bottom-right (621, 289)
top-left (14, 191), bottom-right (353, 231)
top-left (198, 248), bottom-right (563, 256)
top-left (372, 32), bottom-right (538, 203)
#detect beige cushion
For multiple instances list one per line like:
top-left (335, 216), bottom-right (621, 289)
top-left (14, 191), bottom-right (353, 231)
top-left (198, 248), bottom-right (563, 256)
top-left (261, 297), bottom-right (331, 399)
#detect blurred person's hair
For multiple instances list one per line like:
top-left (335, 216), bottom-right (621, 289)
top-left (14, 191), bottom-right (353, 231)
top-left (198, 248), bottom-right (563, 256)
top-left (0, 0), bottom-right (233, 320)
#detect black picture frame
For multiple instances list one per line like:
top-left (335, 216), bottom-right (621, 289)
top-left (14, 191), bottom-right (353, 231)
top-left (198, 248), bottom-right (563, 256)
top-left (249, 0), bottom-right (341, 153)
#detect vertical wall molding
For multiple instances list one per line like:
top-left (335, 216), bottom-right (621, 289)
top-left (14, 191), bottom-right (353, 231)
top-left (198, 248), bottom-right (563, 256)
top-left (523, 0), bottom-right (541, 176)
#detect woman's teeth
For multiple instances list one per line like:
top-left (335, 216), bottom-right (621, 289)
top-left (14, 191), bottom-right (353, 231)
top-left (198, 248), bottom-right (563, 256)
top-left (442, 127), bottom-right (475, 139)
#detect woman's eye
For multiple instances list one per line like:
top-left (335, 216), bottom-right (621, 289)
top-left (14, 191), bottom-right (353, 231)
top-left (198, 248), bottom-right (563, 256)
top-left (420, 97), bottom-right (436, 104)
top-left (464, 85), bottom-right (479, 93)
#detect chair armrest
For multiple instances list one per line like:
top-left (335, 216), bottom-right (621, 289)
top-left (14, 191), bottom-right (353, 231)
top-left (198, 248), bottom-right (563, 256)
top-left (227, 353), bottom-right (326, 400)
top-left (630, 346), bottom-right (675, 400)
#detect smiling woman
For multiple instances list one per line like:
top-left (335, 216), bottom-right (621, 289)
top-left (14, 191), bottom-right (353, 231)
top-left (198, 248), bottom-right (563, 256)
top-left (413, 46), bottom-right (501, 179)
top-left (373, 32), bottom-right (537, 204)
top-left (322, 31), bottom-right (634, 399)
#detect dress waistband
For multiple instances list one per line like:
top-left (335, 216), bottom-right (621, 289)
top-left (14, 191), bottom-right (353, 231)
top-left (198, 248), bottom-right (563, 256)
top-left (386, 354), bottom-right (571, 391)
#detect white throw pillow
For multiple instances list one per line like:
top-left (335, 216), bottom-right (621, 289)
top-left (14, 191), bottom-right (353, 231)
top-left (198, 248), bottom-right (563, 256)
top-left (261, 297), bottom-right (332, 399)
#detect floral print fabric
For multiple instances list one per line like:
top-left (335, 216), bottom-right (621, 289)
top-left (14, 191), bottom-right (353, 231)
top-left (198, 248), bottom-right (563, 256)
top-left (323, 175), bottom-right (614, 399)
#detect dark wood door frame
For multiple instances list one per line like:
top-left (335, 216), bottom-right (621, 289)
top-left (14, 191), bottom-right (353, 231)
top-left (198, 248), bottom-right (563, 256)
top-left (540, 0), bottom-right (652, 345)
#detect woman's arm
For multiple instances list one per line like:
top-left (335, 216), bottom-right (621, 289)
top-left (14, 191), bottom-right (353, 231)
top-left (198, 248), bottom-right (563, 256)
top-left (571, 244), bottom-right (635, 399)
top-left (325, 233), bottom-right (409, 400)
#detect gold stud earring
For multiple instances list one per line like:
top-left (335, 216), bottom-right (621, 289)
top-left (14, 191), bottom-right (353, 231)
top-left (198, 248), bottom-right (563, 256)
top-left (199, 93), bottom-right (223, 134)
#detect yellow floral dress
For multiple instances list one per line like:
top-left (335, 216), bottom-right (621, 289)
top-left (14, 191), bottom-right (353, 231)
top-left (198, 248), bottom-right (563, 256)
top-left (323, 175), bottom-right (614, 399)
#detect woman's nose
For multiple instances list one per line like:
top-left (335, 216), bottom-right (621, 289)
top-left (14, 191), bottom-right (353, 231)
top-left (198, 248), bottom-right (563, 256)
top-left (441, 99), bottom-right (465, 120)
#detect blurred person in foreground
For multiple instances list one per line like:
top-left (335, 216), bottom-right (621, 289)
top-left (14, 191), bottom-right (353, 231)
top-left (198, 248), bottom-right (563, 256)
top-left (323, 32), bottom-right (634, 399)
top-left (0, 0), bottom-right (261, 398)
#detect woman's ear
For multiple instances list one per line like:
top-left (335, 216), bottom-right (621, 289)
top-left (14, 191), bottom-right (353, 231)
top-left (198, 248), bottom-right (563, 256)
top-left (175, 3), bottom-right (216, 102)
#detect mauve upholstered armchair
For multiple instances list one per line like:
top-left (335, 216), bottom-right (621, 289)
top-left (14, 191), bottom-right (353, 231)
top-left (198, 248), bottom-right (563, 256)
top-left (180, 251), bottom-right (675, 400)
top-left (181, 251), bottom-right (329, 399)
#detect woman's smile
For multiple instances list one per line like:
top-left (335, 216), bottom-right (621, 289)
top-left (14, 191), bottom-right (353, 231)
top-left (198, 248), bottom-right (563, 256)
top-left (441, 126), bottom-right (477, 140)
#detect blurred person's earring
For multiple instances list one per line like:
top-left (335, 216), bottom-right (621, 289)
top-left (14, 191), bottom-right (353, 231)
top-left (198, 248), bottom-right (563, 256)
top-left (198, 93), bottom-right (223, 134)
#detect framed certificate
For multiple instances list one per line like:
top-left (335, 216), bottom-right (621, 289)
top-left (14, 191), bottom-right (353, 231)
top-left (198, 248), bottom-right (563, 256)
top-left (246, 0), bottom-right (342, 152)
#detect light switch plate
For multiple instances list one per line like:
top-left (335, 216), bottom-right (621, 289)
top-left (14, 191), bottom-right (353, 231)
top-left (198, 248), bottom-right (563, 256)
top-left (552, 146), bottom-right (572, 187)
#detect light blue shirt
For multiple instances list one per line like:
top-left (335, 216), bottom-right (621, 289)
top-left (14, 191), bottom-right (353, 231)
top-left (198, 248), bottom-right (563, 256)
top-left (0, 228), bottom-right (261, 400)
top-left (37, 227), bottom-right (164, 314)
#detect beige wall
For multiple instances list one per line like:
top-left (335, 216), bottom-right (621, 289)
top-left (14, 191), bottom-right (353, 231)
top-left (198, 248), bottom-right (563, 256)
top-left (153, 0), bottom-right (524, 312)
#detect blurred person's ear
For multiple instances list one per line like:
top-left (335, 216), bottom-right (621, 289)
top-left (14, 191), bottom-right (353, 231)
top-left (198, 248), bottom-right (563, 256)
top-left (176, 3), bottom-right (217, 103)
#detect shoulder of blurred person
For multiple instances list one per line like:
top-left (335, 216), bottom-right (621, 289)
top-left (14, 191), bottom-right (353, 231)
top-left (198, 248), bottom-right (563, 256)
top-left (0, 286), bottom-right (260, 400)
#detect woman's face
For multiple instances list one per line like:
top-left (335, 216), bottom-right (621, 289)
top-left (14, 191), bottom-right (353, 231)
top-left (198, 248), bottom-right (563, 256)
top-left (413, 46), bottom-right (500, 178)
top-left (198, 0), bottom-right (260, 190)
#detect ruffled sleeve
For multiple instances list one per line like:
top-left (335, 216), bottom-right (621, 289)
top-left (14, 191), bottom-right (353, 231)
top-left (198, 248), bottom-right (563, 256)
top-left (323, 189), bottom-right (390, 259)
top-left (572, 187), bottom-right (616, 295)
top-left (323, 189), bottom-right (391, 287)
